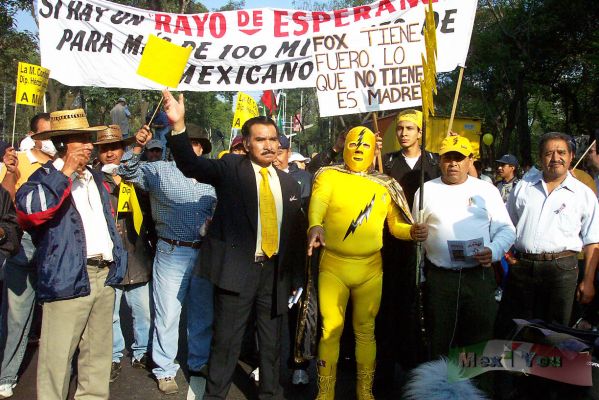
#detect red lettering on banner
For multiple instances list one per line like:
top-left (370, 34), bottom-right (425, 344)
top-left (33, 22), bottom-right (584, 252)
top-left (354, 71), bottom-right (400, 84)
top-left (155, 14), bottom-right (171, 32)
top-left (334, 8), bottom-right (349, 27)
top-left (238, 10), bottom-right (263, 35)
top-left (192, 14), bottom-right (209, 37)
top-left (400, 0), bottom-right (438, 10)
top-left (353, 6), bottom-right (371, 22)
top-left (274, 10), bottom-right (289, 37)
top-left (209, 13), bottom-right (226, 38)
top-left (292, 12), bottom-right (309, 35)
top-left (311, 11), bottom-right (331, 33)
top-left (174, 15), bottom-right (191, 35)
top-left (238, 10), bottom-right (250, 26)
top-left (375, 0), bottom-right (397, 16)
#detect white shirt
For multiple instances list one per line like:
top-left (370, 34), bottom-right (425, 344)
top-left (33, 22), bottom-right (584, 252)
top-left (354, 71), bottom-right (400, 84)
top-left (54, 159), bottom-right (114, 261)
top-left (507, 169), bottom-right (599, 253)
top-left (413, 176), bottom-right (515, 268)
top-left (403, 154), bottom-right (419, 169)
top-left (251, 162), bottom-right (283, 257)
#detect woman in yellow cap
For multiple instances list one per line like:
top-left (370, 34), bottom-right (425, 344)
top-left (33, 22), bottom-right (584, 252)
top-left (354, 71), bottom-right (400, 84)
top-left (307, 126), bottom-right (428, 400)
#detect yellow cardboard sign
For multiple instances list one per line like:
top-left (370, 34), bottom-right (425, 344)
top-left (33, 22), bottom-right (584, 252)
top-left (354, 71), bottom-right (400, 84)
top-left (136, 35), bottom-right (192, 88)
top-left (15, 62), bottom-right (50, 106)
top-left (232, 92), bottom-right (259, 129)
top-left (117, 182), bottom-right (143, 235)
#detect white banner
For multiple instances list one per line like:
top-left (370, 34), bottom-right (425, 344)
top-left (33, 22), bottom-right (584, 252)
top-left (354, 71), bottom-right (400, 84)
top-left (313, 3), bottom-right (477, 116)
top-left (36, 0), bottom-right (477, 92)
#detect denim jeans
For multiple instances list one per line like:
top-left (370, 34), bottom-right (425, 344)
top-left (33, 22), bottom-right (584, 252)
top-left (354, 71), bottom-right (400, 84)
top-left (0, 233), bottom-right (37, 386)
top-left (151, 239), bottom-right (213, 379)
top-left (187, 274), bottom-right (213, 371)
top-left (112, 282), bottom-right (152, 363)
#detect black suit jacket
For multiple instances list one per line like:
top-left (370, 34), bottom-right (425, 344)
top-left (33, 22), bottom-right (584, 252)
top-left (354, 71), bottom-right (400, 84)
top-left (168, 132), bottom-right (306, 315)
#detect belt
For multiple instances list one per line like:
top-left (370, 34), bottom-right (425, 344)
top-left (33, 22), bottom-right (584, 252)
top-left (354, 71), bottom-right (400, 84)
top-left (255, 254), bottom-right (277, 263)
top-left (519, 250), bottom-right (577, 261)
top-left (159, 237), bottom-right (202, 249)
top-left (87, 256), bottom-right (111, 268)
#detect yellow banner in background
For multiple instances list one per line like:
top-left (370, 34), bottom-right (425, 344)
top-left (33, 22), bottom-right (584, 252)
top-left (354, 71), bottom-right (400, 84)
top-left (117, 182), bottom-right (143, 235)
top-left (136, 35), bottom-right (192, 88)
top-left (232, 92), bottom-right (259, 129)
top-left (16, 62), bottom-right (50, 106)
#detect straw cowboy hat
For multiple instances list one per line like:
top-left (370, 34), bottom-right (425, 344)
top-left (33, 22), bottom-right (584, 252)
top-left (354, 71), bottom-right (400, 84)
top-left (93, 125), bottom-right (136, 145)
top-left (32, 109), bottom-right (106, 140)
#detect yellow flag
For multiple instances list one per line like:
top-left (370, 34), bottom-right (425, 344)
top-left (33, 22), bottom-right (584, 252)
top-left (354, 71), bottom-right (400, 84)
top-left (232, 92), bottom-right (259, 129)
top-left (16, 62), bottom-right (50, 106)
top-left (137, 35), bottom-right (192, 88)
top-left (117, 182), bottom-right (143, 235)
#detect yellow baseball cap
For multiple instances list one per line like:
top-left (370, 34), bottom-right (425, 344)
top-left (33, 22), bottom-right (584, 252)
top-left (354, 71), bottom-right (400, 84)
top-left (439, 135), bottom-right (473, 157)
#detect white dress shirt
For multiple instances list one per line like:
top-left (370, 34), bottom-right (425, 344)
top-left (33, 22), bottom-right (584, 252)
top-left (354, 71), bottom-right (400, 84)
top-left (54, 159), bottom-right (114, 261)
top-left (507, 169), bottom-right (599, 253)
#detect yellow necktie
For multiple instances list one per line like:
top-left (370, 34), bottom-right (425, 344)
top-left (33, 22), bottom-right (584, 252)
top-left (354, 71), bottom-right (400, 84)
top-left (259, 168), bottom-right (278, 257)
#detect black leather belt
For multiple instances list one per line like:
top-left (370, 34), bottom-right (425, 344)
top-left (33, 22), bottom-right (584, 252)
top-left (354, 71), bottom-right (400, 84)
top-left (87, 256), bottom-right (111, 268)
top-left (159, 237), bottom-right (202, 249)
top-left (519, 250), bottom-right (577, 261)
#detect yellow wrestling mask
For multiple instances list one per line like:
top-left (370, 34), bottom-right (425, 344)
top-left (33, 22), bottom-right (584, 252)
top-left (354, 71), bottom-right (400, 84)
top-left (343, 126), bottom-right (375, 173)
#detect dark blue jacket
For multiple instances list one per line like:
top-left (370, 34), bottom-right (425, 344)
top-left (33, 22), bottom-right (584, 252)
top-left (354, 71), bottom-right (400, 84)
top-left (15, 161), bottom-right (126, 302)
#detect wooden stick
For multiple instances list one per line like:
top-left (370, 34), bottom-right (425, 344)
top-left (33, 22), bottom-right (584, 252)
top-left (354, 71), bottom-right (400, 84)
top-left (573, 139), bottom-right (595, 171)
top-left (10, 102), bottom-right (17, 147)
top-left (373, 112), bottom-right (383, 173)
top-left (447, 66), bottom-right (465, 136)
top-left (147, 96), bottom-right (164, 127)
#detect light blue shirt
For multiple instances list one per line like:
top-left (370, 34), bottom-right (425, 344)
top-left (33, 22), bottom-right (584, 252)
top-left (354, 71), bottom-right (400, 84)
top-left (118, 151), bottom-right (217, 242)
top-left (507, 169), bottom-right (599, 253)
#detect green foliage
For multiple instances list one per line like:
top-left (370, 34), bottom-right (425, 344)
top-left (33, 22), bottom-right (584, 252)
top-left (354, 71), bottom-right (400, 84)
top-left (451, 0), bottom-right (599, 165)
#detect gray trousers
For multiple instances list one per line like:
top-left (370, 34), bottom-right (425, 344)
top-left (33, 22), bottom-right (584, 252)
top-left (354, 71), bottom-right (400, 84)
top-left (37, 265), bottom-right (115, 400)
top-left (495, 255), bottom-right (578, 338)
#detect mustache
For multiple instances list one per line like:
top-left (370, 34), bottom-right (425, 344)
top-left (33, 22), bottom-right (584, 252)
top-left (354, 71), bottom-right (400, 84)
top-left (261, 150), bottom-right (276, 155)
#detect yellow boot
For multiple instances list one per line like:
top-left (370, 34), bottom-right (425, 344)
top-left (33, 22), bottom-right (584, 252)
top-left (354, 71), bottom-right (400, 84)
top-left (316, 361), bottom-right (337, 400)
top-left (356, 363), bottom-right (375, 400)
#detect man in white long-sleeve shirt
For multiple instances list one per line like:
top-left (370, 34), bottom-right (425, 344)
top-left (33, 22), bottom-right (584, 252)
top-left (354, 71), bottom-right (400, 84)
top-left (413, 135), bottom-right (515, 358)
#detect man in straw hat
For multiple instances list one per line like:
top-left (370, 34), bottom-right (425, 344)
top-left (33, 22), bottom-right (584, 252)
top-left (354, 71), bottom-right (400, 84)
top-left (14, 109), bottom-right (126, 400)
top-left (93, 125), bottom-right (154, 382)
top-left (119, 122), bottom-right (216, 395)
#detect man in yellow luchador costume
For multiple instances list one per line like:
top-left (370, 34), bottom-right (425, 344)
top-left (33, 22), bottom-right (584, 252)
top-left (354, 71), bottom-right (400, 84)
top-left (307, 126), bottom-right (428, 400)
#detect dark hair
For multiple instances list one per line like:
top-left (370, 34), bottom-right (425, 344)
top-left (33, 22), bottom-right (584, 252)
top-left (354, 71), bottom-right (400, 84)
top-left (241, 116), bottom-right (279, 138)
top-left (538, 132), bottom-right (574, 156)
top-left (30, 113), bottom-right (51, 133)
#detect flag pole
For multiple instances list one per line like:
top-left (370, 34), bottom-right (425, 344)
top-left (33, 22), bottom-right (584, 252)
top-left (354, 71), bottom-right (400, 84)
top-left (446, 66), bottom-right (465, 136)
top-left (573, 140), bottom-right (596, 171)
top-left (147, 95), bottom-right (164, 127)
top-left (373, 112), bottom-right (383, 173)
top-left (11, 102), bottom-right (17, 147)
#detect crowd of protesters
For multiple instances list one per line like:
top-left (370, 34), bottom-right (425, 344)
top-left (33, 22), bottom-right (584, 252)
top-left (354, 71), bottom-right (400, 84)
top-left (0, 90), bottom-right (597, 400)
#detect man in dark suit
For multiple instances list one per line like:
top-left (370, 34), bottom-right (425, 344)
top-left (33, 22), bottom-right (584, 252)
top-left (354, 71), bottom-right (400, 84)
top-left (152, 89), bottom-right (305, 399)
